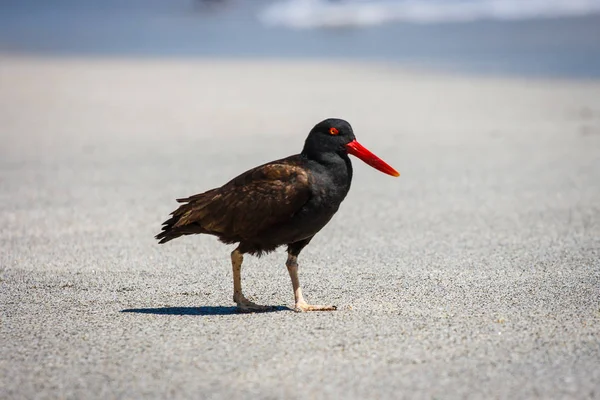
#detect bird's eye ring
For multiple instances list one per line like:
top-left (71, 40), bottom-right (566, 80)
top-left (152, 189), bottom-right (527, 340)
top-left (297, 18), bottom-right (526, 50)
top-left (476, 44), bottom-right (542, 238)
top-left (329, 127), bottom-right (339, 135)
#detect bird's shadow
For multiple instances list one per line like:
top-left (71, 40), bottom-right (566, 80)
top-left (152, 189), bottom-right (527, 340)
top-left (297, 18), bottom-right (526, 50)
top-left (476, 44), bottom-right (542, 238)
top-left (121, 305), bottom-right (290, 316)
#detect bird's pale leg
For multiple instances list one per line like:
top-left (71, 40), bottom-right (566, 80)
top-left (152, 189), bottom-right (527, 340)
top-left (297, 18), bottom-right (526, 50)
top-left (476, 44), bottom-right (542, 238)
top-left (286, 253), bottom-right (337, 312)
top-left (231, 249), bottom-right (271, 312)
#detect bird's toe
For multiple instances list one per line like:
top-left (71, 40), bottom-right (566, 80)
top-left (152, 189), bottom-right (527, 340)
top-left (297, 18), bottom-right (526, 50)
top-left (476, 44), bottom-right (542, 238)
top-left (293, 302), bottom-right (337, 312)
top-left (235, 297), bottom-right (274, 313)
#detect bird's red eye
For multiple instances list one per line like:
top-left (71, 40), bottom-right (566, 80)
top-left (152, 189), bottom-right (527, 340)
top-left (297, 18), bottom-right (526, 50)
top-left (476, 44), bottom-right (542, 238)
top-left (329, 127), bottom-right (339, 135)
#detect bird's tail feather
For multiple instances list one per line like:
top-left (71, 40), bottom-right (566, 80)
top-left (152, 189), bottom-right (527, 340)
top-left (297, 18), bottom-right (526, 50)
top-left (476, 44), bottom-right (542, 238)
top-left (155, 189), bottom-right (218, 244)
top-left (155, 215), bottom-right (185, 244)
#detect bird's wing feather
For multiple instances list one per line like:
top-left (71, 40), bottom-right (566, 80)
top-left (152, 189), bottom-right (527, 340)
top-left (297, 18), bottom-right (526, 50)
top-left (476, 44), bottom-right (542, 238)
top-left (171, 160), bottom-right (312, 240)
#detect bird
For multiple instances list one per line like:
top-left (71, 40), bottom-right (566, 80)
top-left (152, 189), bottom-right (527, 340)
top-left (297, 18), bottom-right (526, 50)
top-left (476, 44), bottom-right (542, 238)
top-left (155, 118), bottom-right (399, 312)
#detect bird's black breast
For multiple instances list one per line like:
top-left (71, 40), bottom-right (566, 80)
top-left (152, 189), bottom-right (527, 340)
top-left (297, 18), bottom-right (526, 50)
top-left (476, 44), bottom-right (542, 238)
top-left (258, 154), bottom-right (353, 245)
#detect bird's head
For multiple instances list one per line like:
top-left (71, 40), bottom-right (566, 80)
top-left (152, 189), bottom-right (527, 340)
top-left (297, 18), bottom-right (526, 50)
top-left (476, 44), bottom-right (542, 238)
top-left (302, 118), bottom-right (399, 177)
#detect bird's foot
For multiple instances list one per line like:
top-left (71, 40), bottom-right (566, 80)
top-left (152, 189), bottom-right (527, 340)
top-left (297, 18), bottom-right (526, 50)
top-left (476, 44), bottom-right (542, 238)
top-left (293, 301), bottom-right (337, 312)
top-left (234, 295), bottom-right (273, 313)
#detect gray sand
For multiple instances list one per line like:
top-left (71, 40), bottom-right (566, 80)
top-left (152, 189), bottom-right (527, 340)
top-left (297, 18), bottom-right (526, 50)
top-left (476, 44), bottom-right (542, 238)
top-left (1, 56), bottom-right (599, 399)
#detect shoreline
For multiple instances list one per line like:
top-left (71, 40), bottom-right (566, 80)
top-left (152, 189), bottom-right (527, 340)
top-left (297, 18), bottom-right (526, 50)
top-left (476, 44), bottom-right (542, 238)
top-left (3, 53), bottom-right (600, 84)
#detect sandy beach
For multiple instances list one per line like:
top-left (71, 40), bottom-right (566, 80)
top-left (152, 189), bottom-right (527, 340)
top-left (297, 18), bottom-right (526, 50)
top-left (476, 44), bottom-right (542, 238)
top-left (1, 55), bottom-right (599, 399)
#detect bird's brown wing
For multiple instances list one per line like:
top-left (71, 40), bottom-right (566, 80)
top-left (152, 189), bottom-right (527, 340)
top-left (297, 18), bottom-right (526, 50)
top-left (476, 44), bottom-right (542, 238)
top-left (156, 158), bottom-right (312, 243)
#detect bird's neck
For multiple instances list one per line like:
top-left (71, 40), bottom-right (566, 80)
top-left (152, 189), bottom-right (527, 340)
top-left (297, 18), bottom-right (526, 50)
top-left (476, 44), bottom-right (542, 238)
top-left (303, 150), bottom-right (353, 188)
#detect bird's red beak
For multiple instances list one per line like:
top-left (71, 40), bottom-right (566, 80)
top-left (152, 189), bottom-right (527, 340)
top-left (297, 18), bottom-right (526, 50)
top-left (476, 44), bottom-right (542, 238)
top-left (346, 140), bottom-right (400, 177)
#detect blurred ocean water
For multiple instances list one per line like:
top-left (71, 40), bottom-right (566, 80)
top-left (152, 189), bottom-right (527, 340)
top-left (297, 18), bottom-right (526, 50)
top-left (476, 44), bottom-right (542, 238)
top-left (1, 0), bottom-right (599, 78)
top-left (261, 0), bottom-right (600, 27)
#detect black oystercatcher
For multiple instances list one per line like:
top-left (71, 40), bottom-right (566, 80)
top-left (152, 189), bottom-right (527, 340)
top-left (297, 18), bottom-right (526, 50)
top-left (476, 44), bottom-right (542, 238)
top-left (156, 118), bottom-right (399, 312)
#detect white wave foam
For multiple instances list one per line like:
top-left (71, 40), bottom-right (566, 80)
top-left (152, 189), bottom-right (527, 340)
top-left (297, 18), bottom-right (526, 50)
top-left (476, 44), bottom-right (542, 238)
top-left (259, 0), bottom-right (600, 28)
